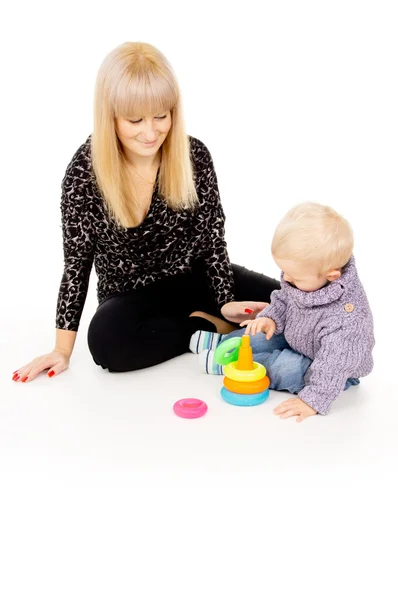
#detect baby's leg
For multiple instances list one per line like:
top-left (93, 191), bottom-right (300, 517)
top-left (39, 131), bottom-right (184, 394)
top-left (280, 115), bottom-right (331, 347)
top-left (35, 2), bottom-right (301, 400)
top-left (255, 349), bottom-right (312, 394)
top-left (266, 354), bottom-right (360, 394)
top-left (344, 377), bottom-right (360, 390)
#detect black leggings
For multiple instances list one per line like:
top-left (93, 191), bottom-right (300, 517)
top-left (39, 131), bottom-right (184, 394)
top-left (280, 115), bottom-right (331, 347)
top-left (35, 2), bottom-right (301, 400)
top-left (87, 263), bottom-right (280, 372)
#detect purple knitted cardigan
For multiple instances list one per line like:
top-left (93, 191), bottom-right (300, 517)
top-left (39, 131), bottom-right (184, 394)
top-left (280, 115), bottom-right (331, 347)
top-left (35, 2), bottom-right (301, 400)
top-left (257, 256), bottom-right (375, 414)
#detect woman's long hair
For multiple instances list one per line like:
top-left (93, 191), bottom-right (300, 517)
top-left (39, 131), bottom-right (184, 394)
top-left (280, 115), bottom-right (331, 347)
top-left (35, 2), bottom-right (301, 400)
top-left (92, 42), bottom-right (198, 228)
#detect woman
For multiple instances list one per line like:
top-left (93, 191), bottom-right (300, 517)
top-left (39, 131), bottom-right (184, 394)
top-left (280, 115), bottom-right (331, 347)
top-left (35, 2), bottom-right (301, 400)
top-left (12, 42), bottom-right (279, 382)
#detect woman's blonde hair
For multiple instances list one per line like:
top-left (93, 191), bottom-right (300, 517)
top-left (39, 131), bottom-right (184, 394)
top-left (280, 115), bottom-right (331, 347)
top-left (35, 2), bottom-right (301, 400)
top-left (271, 203), bottom-right (354, 272)
top-left (92, 42), bottom-right (198, 228)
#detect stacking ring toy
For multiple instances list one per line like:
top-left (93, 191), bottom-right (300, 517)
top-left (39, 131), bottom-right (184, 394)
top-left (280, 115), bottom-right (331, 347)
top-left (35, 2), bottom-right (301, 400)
top-left (173, 398), bottom-right (208, 419)
top-left (221, 387), bottom-right (269, 407)
top-left (214, 337), bottom-right (242, 366)
top-left (224, 361), bottom-right (266, 382)
top-left (224, 375), bottom-right (270, 395)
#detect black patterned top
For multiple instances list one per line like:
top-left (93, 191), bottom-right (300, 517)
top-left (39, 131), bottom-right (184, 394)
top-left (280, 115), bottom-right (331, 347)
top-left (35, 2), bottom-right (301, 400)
top-left (56, 136), bottom-right (235, 331)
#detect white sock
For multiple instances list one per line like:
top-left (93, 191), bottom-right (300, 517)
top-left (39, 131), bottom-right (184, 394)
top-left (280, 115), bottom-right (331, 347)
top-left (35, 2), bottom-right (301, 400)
top-left (189, 330), bottom-right (226, 354)
top-left (199, 350), bottom-right (225, 375)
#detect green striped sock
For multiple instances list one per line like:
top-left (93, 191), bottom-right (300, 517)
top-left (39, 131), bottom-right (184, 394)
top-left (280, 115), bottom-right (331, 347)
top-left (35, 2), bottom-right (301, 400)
top-left (199, 350), bottom-right (225, 375)
top-left (189, 330), bottom-right (226, 354)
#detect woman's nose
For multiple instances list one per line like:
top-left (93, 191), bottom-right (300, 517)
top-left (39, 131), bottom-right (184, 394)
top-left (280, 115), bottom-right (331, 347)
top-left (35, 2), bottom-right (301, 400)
top-left (143, 121), bottom-right (157, 141)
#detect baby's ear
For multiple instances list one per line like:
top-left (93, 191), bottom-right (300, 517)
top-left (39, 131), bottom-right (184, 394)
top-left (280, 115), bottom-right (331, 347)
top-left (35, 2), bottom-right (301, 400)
top-left (327, 269), bottom-right (342, 282)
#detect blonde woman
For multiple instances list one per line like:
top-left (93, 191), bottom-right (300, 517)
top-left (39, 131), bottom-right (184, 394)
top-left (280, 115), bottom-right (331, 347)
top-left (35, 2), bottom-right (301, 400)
top-left (12, 42), bottom-right (279, 382)
top-left (197, 203), bottom-right (375, 421)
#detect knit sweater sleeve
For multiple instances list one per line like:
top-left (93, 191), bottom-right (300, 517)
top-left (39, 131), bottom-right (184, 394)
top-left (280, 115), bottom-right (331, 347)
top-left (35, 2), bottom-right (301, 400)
top-left (193, 139), bottom-right (235, 309)
top-left (298, 325), bottom-right (370, 415)
top-left (55, 174), bottom-right (96, 332)
top-left (256, 288), bottom-right (287, 334)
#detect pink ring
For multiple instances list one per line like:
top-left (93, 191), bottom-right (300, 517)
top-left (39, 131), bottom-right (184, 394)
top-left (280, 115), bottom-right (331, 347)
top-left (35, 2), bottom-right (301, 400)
top-left (173, 398), bottom-right (208, 419)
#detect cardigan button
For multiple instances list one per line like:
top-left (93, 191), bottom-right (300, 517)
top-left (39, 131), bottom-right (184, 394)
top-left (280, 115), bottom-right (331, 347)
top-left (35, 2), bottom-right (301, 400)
top-left (344, 303), bottom-right (354, 313)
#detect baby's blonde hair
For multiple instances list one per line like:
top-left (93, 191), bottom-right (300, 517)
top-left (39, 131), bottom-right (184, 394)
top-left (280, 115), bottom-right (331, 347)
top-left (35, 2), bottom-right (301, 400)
top-left (271, 203), bottom-right (354, 272)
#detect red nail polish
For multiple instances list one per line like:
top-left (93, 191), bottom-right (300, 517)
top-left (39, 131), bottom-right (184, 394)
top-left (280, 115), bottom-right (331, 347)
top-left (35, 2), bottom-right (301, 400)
top-left (244, 308), bottom-right (254, 314)
top-left (48, 370), bottom-right (55, 378)
top-left (12, 373), bottom-right (19, 381)
top-left (22, 377), bottom-right (28, 383)
top-left (15, 376), bottom-right (20, 381)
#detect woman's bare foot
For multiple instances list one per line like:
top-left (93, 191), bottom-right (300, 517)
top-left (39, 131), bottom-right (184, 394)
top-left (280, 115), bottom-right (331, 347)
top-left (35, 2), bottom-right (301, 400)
top-left (189, 311), bottom-right (237, 334)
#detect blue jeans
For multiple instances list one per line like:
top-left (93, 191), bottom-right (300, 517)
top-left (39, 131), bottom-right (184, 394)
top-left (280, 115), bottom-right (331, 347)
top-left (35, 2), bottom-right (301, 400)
top-left (223, 329), bottom-right (360, 395)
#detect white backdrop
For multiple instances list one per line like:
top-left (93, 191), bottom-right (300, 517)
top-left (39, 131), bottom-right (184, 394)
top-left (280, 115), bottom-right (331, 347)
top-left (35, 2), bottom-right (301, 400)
top-left (1, 1), bottom-right (397, 349)
top-left (1, 1), bottom-right (398, 598)
top-left (1, 0), bottom-right (397, 364)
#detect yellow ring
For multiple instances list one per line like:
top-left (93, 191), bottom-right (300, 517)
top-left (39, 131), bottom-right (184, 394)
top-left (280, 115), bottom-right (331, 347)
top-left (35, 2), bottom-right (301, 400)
top-left (224, 361), bottom-right (266, 383)
top-left (224, 375), bottom-right (270, 394)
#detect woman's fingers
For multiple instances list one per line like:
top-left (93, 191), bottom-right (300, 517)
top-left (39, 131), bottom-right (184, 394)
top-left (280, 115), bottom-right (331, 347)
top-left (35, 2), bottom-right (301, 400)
top-left (46, 360), bottom-right (68, 379)
top-left (16, 357), bottom-right (54, 383)
top-left (244, 302), bottom-right (269, 317)
top-left (12, 352), bottom-right (69, 383)
top-left (25, 361), bottom-right (56, 382)
top-left (12, 361), bottom-right (34, 382)
top-left (244, 301), bottom-right (269, 311)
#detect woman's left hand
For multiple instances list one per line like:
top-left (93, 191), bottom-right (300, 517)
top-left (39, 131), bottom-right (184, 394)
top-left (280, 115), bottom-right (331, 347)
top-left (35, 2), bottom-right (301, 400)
top-left (221, 301), bottom-right (269, 324)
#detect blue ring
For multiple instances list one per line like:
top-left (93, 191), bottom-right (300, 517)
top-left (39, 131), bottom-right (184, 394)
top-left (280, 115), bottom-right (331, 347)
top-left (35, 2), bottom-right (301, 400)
top-left (220, 387), bottom-right (269, 407)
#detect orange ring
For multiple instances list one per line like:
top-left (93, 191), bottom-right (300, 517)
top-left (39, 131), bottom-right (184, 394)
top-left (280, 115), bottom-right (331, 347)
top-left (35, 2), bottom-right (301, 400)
top-left (224, 376), bottom-right (270, 395)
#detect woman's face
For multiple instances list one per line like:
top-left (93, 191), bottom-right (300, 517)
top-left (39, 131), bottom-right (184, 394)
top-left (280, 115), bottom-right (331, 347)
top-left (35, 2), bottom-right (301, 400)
top-left (115, 111), bottom-right (172, 159)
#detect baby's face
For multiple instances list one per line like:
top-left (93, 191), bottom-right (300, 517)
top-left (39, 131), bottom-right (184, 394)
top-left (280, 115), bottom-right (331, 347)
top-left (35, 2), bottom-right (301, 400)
top-left (274, 257), bottom-right (331, 292)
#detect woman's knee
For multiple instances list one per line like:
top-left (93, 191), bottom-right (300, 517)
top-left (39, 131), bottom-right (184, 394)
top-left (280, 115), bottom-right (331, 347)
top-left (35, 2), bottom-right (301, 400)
top-left (87, 304), bottom-right (190, 372)
top-left (87, 300), bottom-right (142, 371)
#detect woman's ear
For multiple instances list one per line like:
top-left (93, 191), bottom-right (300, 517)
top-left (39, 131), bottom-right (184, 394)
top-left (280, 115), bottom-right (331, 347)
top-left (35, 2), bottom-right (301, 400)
top-left (327, 269), bottom-right (342, 282)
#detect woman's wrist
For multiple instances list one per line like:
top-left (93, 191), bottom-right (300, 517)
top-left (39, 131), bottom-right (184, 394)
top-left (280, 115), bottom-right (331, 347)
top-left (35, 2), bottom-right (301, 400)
top-left (54, 328), bottom-right (77, 359)
top-left (54, 346), bottom-right (72, 359)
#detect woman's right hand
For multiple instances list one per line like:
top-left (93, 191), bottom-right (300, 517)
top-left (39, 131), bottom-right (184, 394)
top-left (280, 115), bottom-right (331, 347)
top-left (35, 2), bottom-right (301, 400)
top-left (220, 301), bottom-right (269, 324)
top-left (12, 350), bottom-right (70, 383)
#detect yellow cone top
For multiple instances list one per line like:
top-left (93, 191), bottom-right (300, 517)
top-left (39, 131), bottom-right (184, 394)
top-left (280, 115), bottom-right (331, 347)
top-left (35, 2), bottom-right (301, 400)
top-left (237, 335), bottom-right (254, 370)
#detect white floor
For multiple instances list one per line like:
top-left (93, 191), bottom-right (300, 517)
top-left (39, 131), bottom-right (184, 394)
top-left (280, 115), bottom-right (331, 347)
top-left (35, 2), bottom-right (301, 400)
top-left (1, 311), bottom-right (397, 599)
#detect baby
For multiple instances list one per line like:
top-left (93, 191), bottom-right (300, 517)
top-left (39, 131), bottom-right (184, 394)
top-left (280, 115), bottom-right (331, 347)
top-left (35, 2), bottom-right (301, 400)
top-left (190, 203), bottom-right (375, 421)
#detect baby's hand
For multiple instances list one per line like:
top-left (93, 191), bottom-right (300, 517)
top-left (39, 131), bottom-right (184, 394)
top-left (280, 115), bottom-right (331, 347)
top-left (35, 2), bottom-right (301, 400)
top-left (273, 398), bottom-right (317, 423)
top-left (239, 317), bottom-right (276, 340)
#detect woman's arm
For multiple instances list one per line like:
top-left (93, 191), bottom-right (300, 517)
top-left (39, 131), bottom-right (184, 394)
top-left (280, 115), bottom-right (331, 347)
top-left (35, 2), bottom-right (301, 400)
top-left (56, 174), bottom-right (97, 332)
top-left (12, 148), bottom-right (96, 383)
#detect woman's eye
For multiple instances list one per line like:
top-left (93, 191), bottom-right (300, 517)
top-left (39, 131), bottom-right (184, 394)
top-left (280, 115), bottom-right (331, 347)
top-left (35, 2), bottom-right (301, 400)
top-left (129, 115), bottom-right (166, 124)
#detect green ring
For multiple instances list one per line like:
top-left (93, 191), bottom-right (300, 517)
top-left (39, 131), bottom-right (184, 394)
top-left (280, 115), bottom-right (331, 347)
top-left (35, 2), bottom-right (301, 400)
top-left (214, 337), bottom-right (242, 366)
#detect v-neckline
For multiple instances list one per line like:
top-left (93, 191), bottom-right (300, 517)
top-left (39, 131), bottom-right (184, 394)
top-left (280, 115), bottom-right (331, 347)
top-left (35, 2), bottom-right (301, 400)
top-left (126, 182), bottom-right (159, 232)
